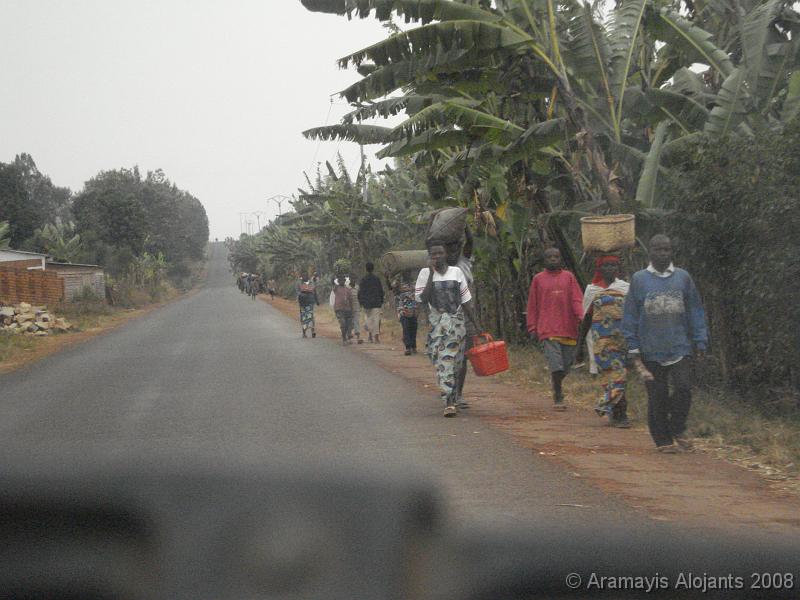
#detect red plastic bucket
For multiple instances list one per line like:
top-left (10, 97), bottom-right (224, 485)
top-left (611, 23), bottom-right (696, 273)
top-left (466, 333), bottom-right (509, 376)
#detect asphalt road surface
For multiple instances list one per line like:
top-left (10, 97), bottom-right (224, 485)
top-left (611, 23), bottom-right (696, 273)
top-left (0, 244), bottom-right (722, 536)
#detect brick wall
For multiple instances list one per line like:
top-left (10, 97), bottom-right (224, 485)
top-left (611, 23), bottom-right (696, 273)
top-left (0, 267), bottom-right (64, 305)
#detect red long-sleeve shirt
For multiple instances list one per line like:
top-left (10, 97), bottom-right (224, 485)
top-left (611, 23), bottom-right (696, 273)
top-left (526, 269), bottom-right (584, 341)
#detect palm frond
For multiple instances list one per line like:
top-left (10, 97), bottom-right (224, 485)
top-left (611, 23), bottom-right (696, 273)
top-left (337, 20), bottom-right (530, 69)
top-left (653, 8), bottom-right (734, 77)
top-left (635, 120), bottom-right (669, 208)
top-left (781, 71), bottom-right (800, 123)
top-left (704, 68), bottom-right (751, 137)
top-left (608, 0), bottom-right (649, 114)
top-left (301, 0), bottom-right (498, 24)
top-left (302, 124), bottom-right (395, 144)
top-left (565, 2), bottom-right (612, 84)
top-left (342, 95), bottom-right (443, 123)
top-left (740, 0), bottom-right (791, 108)
top-left (390, 100), bottom-right (523, 144)
top-left (376, 129), bottom-right (470, 158)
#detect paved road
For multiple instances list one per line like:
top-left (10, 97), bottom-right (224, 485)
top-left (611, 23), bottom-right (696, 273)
top-left (0, 244), bottom-right (676, 535)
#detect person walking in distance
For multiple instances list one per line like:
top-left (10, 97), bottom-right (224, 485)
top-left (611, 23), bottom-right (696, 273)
top-left (349, 278), bottom-right (363, 344)
top-left (332, 276), bottom-right (355, 346)
top-left (580, 256), bottom-right (631, 426)
top-left (296, 277), bottom-right (319, 338)
top-left (358, 262), bottom-right (385, 343)
top-left (621, 234), bottom-right (708, 453)
top-left (526, 247), bottom-right (584, 410)
top-left (393, 271), bottom-right (418, 355)
top-left (416, 240), bottom-right (480, 417)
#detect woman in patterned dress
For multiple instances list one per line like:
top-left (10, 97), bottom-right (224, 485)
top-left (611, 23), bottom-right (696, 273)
top-left (582, 256), bottom-right (631, 427)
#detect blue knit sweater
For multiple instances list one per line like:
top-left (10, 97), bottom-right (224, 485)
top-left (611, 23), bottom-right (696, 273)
top-left (621, 268), bottom-right (708, 363)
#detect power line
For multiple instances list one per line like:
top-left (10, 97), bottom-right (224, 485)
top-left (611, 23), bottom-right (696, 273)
top-left (308, 98), bottom-right (335, 174)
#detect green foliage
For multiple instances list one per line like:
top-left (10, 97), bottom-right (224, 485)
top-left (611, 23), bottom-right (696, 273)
top-left (228, 158), bottom-right (431, 288)
top-left (663, 121), bottom-right (800, 392)
top-left (71, 167), bottom-right (209, 276)
top-left (27, 219), bottom-right (85, 263)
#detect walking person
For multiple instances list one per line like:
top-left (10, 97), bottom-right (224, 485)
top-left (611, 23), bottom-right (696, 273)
top-left (621, 234), bottom-right (708, 453)
top-left (349, 278), bottom-right (363, 343)
top-left (581, 256), bottom-right (631, 427)
top-left (249, 274), bottom-right (260, 300)
top-left (526, 247), bottom-right (584, 410)
top-left (296, 277), bottom-right (319, 339)
top-left (393, 271), bottom-right (418, 355)
top-left (332, 276), bottom-right (354, 345)
top-left (267, 279), bottom-right (276, 301)
top-left (416, 240), bottom-right (480, 417)
top-left (447, 226), bottom-right (475, 409)
top-left (358, 262), bottom-right (385, 343)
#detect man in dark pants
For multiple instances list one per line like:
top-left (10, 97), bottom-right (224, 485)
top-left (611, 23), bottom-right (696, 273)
top-left (358, 262), bottom-right (385, 343)
top-left (621, 234), bottom-right (708, 453)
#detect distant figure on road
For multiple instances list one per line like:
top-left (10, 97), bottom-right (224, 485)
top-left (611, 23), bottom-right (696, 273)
top-left (526, 247), bottom-right (584, 411)
top-left (581, 255), bottom-right (631, 427)
top-left (248, 274), bottom-right (260, 300)
top-left (358, 262), bottom-right (384, 344)
top-left (267, 279), bottom-right (276, 301)
top-left (622, 234), bottom-right (708, 454)
top-left (349, 278), bottom-right (363, 344)
top-left (237, 273), bottom-right (247, 294)
top-left (416, 240), bottom-right (480, 418)
top-left (393, 271), bottom-right (418, 355)
top-left (296, 277), bottom-right (319, 339)
top-left (332, 276), bottom-right (354, 346)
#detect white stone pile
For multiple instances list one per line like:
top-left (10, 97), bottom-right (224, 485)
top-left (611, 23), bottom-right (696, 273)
top-left (0, 302), bottom-right (72, 336)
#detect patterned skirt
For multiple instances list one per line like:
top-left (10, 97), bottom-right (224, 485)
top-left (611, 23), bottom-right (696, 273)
top-left (300, 304), bottom-right (315, 331)
top-left (426, 307), bottom-right (467, 404)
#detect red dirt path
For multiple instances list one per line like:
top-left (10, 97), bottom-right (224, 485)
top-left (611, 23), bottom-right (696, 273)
top-left (265, 294), bottom-right (800, 536)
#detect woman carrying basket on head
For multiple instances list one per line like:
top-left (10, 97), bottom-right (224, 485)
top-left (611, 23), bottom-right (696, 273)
top-left (296, 277), bottom-right (319, 339)
top-left (415, 239), bottom-right (481, 418)
top-left (580, 255), bottom-right (631, 427)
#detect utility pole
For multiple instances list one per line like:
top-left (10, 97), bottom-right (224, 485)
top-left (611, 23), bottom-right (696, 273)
top-left (267, 194), bottom-right (291, 221)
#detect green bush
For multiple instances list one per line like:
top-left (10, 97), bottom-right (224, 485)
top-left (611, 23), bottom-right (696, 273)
top-left (663, 121), bottom-right (800, 393)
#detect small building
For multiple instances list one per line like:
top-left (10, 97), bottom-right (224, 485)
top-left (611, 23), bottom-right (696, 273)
top-left (0, 249), bottom-right (47, 270)
top-left (46, 262), bottom-right (106, 301)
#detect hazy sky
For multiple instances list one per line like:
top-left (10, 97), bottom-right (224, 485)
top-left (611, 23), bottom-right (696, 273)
top-left (0, 1), bottom-right (393, 239)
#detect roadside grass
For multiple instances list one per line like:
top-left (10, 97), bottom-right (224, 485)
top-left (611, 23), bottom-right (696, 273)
top-left (0, 331), bottom-right (36, 364)
top-left (497, 344), bottom-right (800, 475)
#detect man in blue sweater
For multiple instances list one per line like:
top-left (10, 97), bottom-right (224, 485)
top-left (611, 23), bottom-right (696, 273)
top-left (621, 234), bottom-right (708, 453)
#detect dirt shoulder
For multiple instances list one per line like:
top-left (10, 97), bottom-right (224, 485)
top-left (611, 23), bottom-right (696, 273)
top-left (264, 294), bottom-right (800, 536)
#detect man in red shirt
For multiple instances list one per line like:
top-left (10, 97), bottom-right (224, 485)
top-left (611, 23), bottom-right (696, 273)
top-left (526, 247), bottom-right (584, 410)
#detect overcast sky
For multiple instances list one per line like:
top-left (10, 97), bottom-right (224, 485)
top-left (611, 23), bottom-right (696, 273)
top-left (0, 1), bottom-right (393, 239)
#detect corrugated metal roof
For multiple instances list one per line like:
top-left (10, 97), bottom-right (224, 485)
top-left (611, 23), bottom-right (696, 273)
top-left (0, 248), bottom-right (48, 258)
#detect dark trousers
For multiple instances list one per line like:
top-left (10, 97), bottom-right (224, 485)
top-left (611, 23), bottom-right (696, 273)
top-left (400, 315), bottom-right (418, 349)
top-left (643, 358), bottom-right (693, 447)
top-left (335, 310), bottom-right (353, 340)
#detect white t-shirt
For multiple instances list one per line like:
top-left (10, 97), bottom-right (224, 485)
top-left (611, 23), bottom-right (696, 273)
top-left (415, 266), bottom-right (472, 313)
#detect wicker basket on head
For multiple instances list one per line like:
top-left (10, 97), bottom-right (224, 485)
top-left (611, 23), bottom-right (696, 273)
top-left (580, 214), bottom-right (636, 252)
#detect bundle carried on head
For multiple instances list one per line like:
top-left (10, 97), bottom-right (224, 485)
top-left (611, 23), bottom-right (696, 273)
top-left (426, 207), bottom-right (468, 245)
top-left (380, 250), bottom-right (428, 277)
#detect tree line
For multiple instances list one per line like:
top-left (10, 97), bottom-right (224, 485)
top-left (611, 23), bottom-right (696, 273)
top-left (230, 0), bottom-right (799, 395)
top-left (0, 153), bottom-right (209, 299)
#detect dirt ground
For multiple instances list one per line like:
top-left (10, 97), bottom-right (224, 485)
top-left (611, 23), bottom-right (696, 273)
top-left (266, 294), bottom-right (800, 536)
